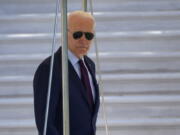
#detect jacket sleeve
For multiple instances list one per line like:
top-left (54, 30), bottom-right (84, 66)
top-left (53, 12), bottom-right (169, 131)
top-left (33, 63), bottom-right (60, 135)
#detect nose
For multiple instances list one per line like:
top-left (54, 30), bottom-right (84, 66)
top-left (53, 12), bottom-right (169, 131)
top-left (79, 33), bottom-right (86, 42)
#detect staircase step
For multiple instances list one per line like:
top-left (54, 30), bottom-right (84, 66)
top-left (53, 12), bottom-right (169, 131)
top-left (1, 11), bottom-right (180, 33)
top-left (1, 31), bottom-right (180, 54)
top-left (1, 0), bottom-right (180, 14)
top-left (0, 96), bottom-right (180, 135)
top-left (0, 72), bottom-right (180, 97)
top-left (0, 52), bottom-right (180, 75)
top-left (0, 117), bottom-right (180, 135)
top-left (1, 96), bottom-right (180, 119)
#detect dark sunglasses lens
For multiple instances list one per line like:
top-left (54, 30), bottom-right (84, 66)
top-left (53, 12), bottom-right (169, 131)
top-left (73, 31), bottom-right (83, 39)
top-left (85, 33), bottom-right (94, 40)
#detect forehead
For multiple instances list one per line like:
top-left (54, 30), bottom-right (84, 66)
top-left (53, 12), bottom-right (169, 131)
top-left (68, 16), bottom-right (94, 32)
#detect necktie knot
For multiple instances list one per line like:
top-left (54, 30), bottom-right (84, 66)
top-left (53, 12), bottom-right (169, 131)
top-left (78, 59), bottom-right (85, 68)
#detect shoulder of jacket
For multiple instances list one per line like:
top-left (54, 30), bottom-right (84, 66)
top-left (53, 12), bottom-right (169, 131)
top-left (84, 55), bottom-right (94, 64)
top-left (84, 55), bottom-right (96, 71)
top-left (35, 56), bottom-right (51, 74)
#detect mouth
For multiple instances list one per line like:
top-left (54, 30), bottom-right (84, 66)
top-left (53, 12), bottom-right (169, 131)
top-left (77, 46), bottom-right (88, 49)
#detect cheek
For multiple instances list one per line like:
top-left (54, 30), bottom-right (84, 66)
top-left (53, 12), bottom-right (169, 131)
top-left (87, 41), bottom-right (92, 47)
top-left (68, 36), bottom-right (75, 48)
top-left (68, 34), bottom-right (75, 45)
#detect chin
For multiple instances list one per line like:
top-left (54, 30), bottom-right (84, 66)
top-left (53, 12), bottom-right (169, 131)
top-left (79, 50), bottom-right (87, 55)
top-left (79, 53), bottom-right (87, 58)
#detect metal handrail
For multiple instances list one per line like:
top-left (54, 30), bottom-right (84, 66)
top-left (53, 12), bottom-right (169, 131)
top-left (83, 0), bottom-right (88, 11)
top-left (43, 0), bottom-right (70, 135)
top-left (43, 0), bottom-right (61, 135)
top-left (61, 0), bottom-right (70, 135)
top-left (89, 0), bottom-right (110, 135)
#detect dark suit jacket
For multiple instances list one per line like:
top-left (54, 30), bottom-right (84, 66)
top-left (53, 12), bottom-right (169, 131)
top-left (33, 47), bottom-right (100, 135)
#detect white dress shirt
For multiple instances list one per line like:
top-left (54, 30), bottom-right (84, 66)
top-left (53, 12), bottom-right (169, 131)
top-left (68, 50), bottom-right (96, 102)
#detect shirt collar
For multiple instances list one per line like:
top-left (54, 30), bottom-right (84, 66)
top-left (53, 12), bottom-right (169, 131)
top-left (68, 50), bottom-right (84, 66)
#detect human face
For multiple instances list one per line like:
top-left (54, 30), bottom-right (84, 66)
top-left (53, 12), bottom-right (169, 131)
top-left (68, 17), bottom-right (94, 58)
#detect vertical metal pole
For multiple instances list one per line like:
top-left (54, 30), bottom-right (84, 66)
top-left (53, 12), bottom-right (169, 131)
top-left (43, 0), bottom-right (60, 135)
top-left (83, 0), bottom-right (87, 11)
top-left (61, 0), bottom-right (70, 135)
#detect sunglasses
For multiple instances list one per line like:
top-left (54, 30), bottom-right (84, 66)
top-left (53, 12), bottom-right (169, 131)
top-left (73, 31), bottom-right (94, 40)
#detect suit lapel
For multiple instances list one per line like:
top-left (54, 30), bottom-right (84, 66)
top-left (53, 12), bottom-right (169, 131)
top-left (55, 47), bottom-right (98, 112)
top-left (68, 60), bottom-right (92, 111)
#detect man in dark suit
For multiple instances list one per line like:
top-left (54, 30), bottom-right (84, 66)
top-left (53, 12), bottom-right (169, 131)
top-left (33, 11), bottom-right (100, 135)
